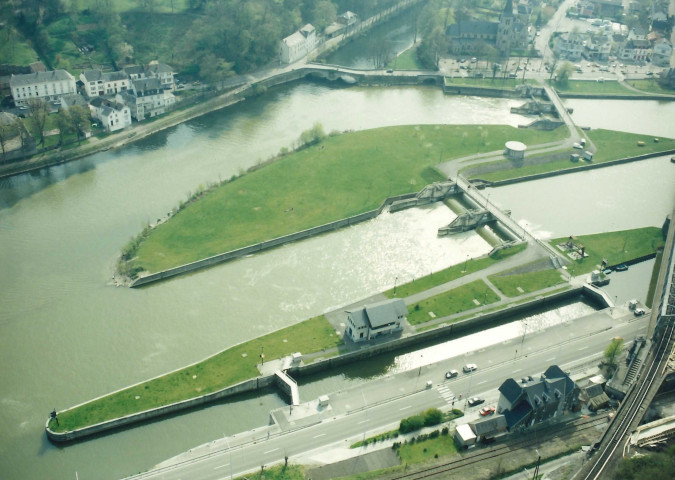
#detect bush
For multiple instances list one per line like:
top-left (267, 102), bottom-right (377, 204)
top-left (423, 408), bottom-right (443, 427)
top-left (400, 414), bottom-right (426, 433)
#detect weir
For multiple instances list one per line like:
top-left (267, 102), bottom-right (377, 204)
top-left (438, 208), bottom-right (495, 235)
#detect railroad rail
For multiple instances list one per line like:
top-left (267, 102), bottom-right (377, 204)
top-left (578, 319), bottom-right (675, 480)
top-left (390, 415), bottom-right (608, 479)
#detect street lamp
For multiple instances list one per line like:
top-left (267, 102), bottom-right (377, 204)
top-left (393, 276), bottom-right (398, 295)
top-left (462, 255), bottom-right (469, 273)
top-left (223, 434), bottom-right (233, 480)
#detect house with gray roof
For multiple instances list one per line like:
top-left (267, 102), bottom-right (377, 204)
top-left (497, 365), bottom-right (579, 431)
top-left (470, 414), bottom-right (508, 441)
top-left (10, 70), bottom-right (76, 107)
top-left (345, 298), bottom-right (406, 343)
top-left (88, 97), bottom-right (131, 132)
top-left (280, 24), bottom-right (317, 64)
top-left (80, 69), bottom-right (131, 98)
top-left (116, 77), bottom-right (175, 121)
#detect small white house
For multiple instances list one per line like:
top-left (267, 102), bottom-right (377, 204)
top-left (652, 39), bottom-right (672, 67)
top-left (117, 78), bottom-right (175, 121)
top-left (80, 69), bottom-right (131, 98)
top-left (280, 24), bottom-right (317, 64)
top-left (89, 97), bottom-right (131, 132)
top-left (345, 298), bottom-right (406, 343)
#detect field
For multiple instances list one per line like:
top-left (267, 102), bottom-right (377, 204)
top-left (130, 125), bottom-right (567, 273)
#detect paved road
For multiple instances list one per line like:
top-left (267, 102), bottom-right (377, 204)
top-left (126, 308), bottom-right (648, 480)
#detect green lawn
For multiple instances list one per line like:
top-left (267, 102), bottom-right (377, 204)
top-left (406, 279), bottom-right (501, 325)
top-left (625, 79), bottom-right (675, 96)
top-left (389, 46), bottom-right (424, 70)
top-left (445, 77), bottom-right (536, 88)
top-left (50, 316), bottom-right (342, 432)
top-left (397, 434), bottom-right (459, 464)
top-left (0, 27), bottom-right (38, 65)
top-left (489, 267), bottom-right (566, 297)
top-left (236, 464), bottom-right (305, 480)
top-left (469, 129), bottom-right (675, 183)
top-left (129, 126), bottom-right (567, 274)
top-left (81, 0), bottom-right (190, 13)
top-left (588, 129), bottom-right (675, 161)
top-left (384, 244), bottom-right (527, 298)
top-left (550, 227), bottom-right (665, 276)
top-left (550, 80), bottom-right (641, 95)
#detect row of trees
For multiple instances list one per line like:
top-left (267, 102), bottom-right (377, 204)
top-left (0, 99), bottom-right (90, 162)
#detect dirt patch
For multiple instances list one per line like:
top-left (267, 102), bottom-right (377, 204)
top-left (492, 258), bottom-right (554, 277)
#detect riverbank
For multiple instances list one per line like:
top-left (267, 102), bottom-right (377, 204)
top-left (46, 225), bottom-right (663, 442)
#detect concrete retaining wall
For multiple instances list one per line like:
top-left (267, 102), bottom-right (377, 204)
top-left (46, 286), bottom-right (587, 442)
top-left (131, 192), bottom-right (417, 287)
top-left (479, 150), bottom-right (675, 188)
top-left (46, 376), bottom-right (275, 442)
top-left (288, 287), bottom-right (585, 377)
top-left (557, 93), bottom-right (675, 101)
top-left (444, 84), bottom-right (517, 98)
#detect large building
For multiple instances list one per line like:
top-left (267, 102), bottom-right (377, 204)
top-left (117, 78), bottom-right (175, 121)
top-left (280, 24), bottom-right (317, 64)
top-left (10, 70), bottom-right (77, 107)
top-left (497, 365), bottom-right (579, 431)
top-left (446, 0), bottom-right (530, 55)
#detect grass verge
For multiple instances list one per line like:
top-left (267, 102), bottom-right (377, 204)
top-left (406, 279), bottom-right (501, 325)
top-left (50, 316), bottom-right (342, 432)
top-left (624, 79), bottom-right (675, 96)
top-left (235, 464), bottom-right (304, 480)
top-left (550, 79), bottom-right (642, 95)
top-left (397, 433), bottom-right (458, 464)
top-left (129, 125), bottom-right (565, 274)
top-left (489, 267), bottom-right (566, 297)
top-left (469, 129), bottom-right (674, 182)
top-left (384, 243), bottom-right (527, 298)
top-left (549, 227), bottom-right (665, 276)
top-left (389, 46), bottom-right (423, 70)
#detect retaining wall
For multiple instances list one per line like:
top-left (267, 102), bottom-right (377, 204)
top-left (46, 376), bottom-right (275, 442)
top-left (478, 149), bottom-right (675, 187)
top-left (131, 192), bottom-right (417, 287)
top-left (46, 286), bottom-right (586, 443)
top-left (556, 93), bottom-right (675, 101)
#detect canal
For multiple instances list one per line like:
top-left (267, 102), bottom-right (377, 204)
top-left (0, 82), bottom-right (673, 479)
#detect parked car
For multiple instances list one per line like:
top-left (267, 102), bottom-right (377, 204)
top-left (634, 308), bottom-right (645, 316)
top-left (463, 363), bottom-right (478, 373)
top-left (445, 369), bottom-right (459, 379)
top-left (479, 406), bottom-right (496, 416)
top-left (468, 397), bottom-right (485, 407)
top-left (573, 142), bottom-right (583, 149)
top-left (614, 264), bottom-right (628, 272)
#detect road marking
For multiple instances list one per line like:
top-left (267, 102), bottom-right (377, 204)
top-left (513, 369), bottom-right (522, 373)
top-left (264, 448), bottom-right (279, 454)
top-left (314, 433), bottom-right (326, 438)
top-left (214, 464), bottom-right (230, 470)
top-left (400, 406), bottom-right (412, 411)
top-left (357, 420), bottom-right (368, 425)
top-left (578, 346), bottom-right (588, 351)
top-left (477, 380), bottom-right (487, 385)
top-left (547, 357), bottom-right (556, 361)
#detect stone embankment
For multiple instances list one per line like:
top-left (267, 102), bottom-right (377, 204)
top-left (47, 285), bottom-right (598, 443)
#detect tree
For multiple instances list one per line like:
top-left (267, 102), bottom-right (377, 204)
top-left (0, 121), bottom-right (17, 161)
top-left (67, 106), bottom-right (90, 146)
top-left (299, 122), bottom-right (326, 147)
top-left (199, 54), bottom-right (234, 90)
top-left (310, 1), bottom-right (337, 32)
top-left (25, 99), bottom-right (50, 150)
top-left (55, 109), bottom-right (73, 146)
top-left (555, 61), bottom-right (574, 87)
top-left (604, 337), bottom-right (623, 370)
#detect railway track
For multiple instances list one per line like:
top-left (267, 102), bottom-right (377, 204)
top-left (578, 320), bottom-right (675, 480)
top-left (390, 415), bottom-right (607, 479)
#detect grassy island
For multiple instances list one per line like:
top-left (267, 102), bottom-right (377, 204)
top-left (124, 125), bottom-right (567, 274)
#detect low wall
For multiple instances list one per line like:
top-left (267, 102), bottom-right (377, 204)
top-left (443, 84), bottom-right (518, 98)
top-left (557, 92), bottom-right (675, 101)
top-left (46, 375), bottom-right (275, 442)
top-left (47, 285), bottom-right (588, 442)
top-left (479, 149), bottom-right (675, 187)
top-left (288, 287), bottom-right (585, 377)
top-left (131, 192), bottom-right (417, 287)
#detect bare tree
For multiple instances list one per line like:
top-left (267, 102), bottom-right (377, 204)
top-left (25, 98), bottom-right (50, 150)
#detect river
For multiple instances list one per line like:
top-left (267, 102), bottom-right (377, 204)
top-left (0, 82), bottom-right (673, 479)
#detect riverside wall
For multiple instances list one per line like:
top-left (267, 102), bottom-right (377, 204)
top-left (47, 285), bottom-right (590, 443)
top-left (46, 376), bottom-right (275, 443)
top-left (130, 192), bottom-right (417, 287)
top-left (477, 149), bottom-right (675, 187)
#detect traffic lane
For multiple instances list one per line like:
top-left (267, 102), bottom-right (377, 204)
top-left (137, 390), bottom-right (444, 480)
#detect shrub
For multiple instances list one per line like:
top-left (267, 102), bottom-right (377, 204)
top-left (400, 414), bottom-right (425, 433)
top-left (423, 408), bottom-right (443, 426)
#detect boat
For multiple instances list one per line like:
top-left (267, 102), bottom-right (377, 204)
top-left (614, 264), bottom-right (628, 272)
